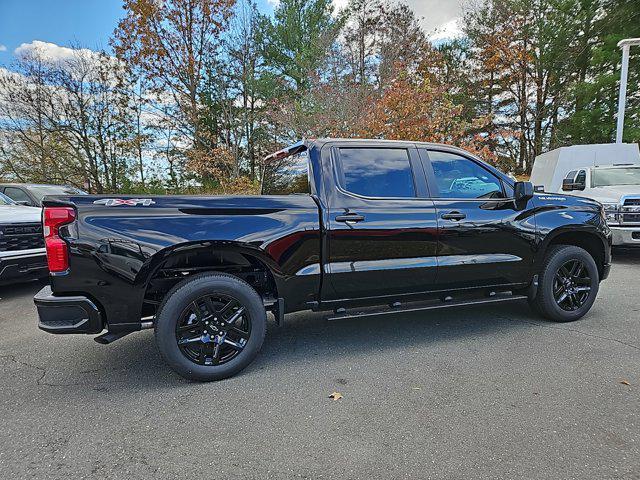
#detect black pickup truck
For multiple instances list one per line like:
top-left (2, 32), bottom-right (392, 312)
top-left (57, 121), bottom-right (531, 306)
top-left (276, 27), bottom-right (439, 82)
top-left (34, 139), bottom-right (612, 381)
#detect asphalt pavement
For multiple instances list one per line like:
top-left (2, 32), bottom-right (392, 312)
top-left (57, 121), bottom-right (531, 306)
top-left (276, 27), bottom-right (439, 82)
top-left (0, 252), bottom-right (639, 479)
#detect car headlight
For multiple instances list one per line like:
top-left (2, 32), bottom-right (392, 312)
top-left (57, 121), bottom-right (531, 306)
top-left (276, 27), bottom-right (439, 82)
top-left (601, 203), bottom-right (620, 224)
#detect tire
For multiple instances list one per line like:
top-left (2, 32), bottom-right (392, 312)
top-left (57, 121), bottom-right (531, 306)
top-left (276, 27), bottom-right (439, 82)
top-left (154, 272), bottom-right (267, 381)
top-left (531, 245), bottom-right (599, 322)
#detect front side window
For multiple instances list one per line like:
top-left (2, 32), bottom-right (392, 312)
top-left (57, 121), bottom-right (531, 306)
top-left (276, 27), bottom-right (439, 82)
top-left (428, 151), bottom-right (504, 199)
top-left (337, 148), bottom-right (416, 198)
top-left (261, 151), bottom-right (310, 195)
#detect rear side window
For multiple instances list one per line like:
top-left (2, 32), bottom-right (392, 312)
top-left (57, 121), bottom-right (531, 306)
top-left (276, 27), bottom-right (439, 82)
top-left (261, 151), bottom-right (310, 195)
top-left (428, 151), bottom-right (504, 199)
top-left (337, 148), bottom-right (415, 198)
top-left (4, 187), bottom-right (31, 204)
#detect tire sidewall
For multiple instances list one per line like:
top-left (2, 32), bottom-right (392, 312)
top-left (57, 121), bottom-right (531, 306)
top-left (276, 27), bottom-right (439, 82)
top-left (155, 274), bottom-right (266, 381)
top-left (539, 246), bottom-right (599, 322)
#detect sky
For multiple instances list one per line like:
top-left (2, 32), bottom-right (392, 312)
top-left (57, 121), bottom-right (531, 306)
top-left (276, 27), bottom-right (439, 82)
top-left (0, 0), bottom-right (464, 67)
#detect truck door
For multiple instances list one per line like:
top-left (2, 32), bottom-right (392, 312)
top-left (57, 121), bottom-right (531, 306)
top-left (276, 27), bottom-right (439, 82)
top-left (324, 142), bottom-right (438, 300)
top-left (421, 149), bottom-right (535, 289)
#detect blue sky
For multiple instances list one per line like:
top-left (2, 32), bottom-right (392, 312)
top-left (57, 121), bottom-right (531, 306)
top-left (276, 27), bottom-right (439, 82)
top-left (0, 0), bottom-right (278, 66)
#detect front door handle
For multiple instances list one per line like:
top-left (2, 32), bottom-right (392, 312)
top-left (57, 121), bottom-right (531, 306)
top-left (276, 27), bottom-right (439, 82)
top-left (441, 211), bottom-right (466, 221)
top-left (335, 213), bottom-right (365, 223)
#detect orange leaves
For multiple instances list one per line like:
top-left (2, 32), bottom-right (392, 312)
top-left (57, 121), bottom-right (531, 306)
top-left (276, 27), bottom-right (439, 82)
top-left (358, 60), bottom-right (496, 163)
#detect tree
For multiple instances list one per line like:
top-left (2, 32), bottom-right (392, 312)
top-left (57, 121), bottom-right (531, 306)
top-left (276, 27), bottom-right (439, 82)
top-left (360, 61), bottom-right (497, 163)
top-left (0, 45), bottom-right (140, 192)
top-left (342, 0), bottom-right (384, 85)
top-left (257, 0), bottom-right (342, 95)
top-left (463, 0), bottom-right (583, 173)
top-left (558, 0), bottom-right (640, 145)
top-left (376, 2), bottom-right (430, 87)
top-left (112, 0), bottom-right (235, 151)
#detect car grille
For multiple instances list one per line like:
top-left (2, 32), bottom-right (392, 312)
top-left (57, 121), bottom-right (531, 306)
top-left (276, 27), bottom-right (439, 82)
top-left (0, 223), bottom-right (45, 252)
top-left (621, 198), bottom-right (640, 225)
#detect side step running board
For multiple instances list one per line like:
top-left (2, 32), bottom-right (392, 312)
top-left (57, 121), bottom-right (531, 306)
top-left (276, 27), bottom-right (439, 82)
top-left (327, 294), bottom-right (528, 321)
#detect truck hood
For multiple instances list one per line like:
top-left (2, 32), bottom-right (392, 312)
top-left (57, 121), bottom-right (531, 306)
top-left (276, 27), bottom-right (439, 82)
top-left (587, 185), bottom-right (640, 203)
top-left (0, 205), bottom-right (42, 224)
top-left (534, 192), bottom-right (601, 210)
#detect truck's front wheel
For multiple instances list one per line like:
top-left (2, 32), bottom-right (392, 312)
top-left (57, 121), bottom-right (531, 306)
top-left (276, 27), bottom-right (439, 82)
top-left (531, 245), bottom-right (599, 322)
top-left (154, 273), bottom-right (267, 381)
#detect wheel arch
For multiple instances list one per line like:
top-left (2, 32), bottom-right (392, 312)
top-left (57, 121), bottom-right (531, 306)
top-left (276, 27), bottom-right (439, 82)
top-left (538, 228), bottom-right (608, 280)
top-left (139, 240), bottom-right (283, 318)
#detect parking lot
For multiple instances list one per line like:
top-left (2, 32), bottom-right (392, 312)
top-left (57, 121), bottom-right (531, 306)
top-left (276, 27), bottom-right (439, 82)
top-left (0, 252), bottom-right (638, 479)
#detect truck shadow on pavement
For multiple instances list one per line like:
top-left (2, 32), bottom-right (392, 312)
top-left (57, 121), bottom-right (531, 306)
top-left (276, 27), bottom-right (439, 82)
top-left (611, 247), bottom-right (640, 266)
top-left (7, 297), bottom-right (545, 389)
top-left (3, 246), bottom-right (636, 389)
top-left (0, 279), bottom-right (46, 302)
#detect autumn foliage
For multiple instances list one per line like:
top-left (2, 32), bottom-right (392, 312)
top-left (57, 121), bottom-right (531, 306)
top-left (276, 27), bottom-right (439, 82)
top-left (2, 0), bottom-right (639, 193)
top-left (359, 64), bottom-right (497, 163)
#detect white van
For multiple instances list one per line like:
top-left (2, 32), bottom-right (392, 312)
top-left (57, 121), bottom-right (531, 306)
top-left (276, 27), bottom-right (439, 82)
top-left (530, 143), bottom-right (640, 246)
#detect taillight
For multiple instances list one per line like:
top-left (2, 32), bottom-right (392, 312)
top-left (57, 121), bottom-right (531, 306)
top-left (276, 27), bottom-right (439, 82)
top-left (43, 207), bottom-right (76, 273)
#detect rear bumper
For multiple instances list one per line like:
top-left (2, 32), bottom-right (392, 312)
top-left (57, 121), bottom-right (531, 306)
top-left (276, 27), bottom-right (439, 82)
top-left (0, 250), bottom-right (47, 283)
top-left (34, 285), bottom-right (104, 334)
top-left (610, 226), bottom-right (640, 246)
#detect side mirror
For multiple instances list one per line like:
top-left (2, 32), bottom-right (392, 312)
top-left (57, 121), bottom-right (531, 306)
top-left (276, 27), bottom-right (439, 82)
top-left (514, 181), bottom-right (534, 202)
top-left (562, 178), bottom-right (575, 191)
top-left (574, 178), bottom-right (586, 191)
top-left (562, 177), bottom-right (585, 191)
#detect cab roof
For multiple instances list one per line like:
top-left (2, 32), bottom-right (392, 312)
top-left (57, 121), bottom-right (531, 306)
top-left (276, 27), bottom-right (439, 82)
top-left (263, 138), bottom-right (479, 162)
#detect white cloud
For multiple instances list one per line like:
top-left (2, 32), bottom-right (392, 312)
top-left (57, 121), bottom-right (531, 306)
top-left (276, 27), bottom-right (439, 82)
top-left (14, 40), bottom-right (117, 70)
top-left (11, 41), bottom-right (125, 89)
top-left (332, 0), bottom-right (348, 10)
top-left (267, 0), bottom-right (279, 6)
top-left (429, 18), bottom-right (464, 42)
top-left (14, 40), bottom-right (88, 63)
top-left (0, 44), bottom-right (7, 52)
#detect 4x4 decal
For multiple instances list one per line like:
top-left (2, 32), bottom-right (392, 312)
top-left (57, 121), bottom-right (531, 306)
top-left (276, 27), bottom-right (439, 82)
top-left (93, 198), bottom-right (156, 207)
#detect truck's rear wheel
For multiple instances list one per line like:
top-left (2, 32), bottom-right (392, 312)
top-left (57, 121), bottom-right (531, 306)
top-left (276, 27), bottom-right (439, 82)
top-left (154, 273), bottom-right (266, 381)
top-left (531, 245), bottom-right (599, 322)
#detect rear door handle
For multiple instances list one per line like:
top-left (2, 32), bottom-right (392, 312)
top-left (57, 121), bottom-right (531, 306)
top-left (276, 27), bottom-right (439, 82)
top-left (441, 211), bottom-right (466, 221)
top-left (335, 213), bottom-right (365, 223)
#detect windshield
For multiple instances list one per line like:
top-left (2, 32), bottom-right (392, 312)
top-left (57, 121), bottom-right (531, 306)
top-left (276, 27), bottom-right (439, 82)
top-left (0, 192), bottom-right (16, 205)
top-left (591, 167), bottom-right (640, 187)
top-left (28, 185), bottom-right (87, 199)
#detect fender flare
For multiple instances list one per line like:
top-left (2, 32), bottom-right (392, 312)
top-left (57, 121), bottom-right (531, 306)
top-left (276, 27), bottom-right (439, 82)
top-left (135, 240), bottom-right (286, 294)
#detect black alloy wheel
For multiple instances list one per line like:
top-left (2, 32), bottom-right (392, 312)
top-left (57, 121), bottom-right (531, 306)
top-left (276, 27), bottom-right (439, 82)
top-left (176, 294), bottom-right (251, 366)
top-left (530, 245), bottom-right (599, 323)
top-left (155, 273), bottom-right (267, 381)
top-left (552, 259), bottom-right (592, 311)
